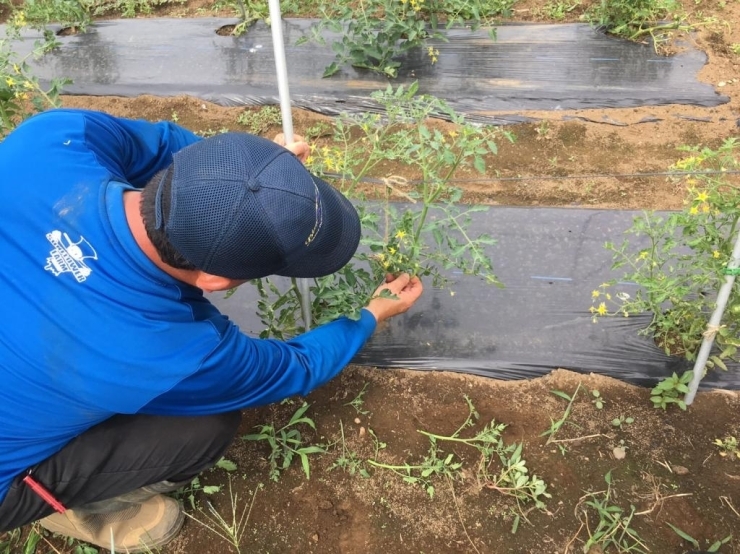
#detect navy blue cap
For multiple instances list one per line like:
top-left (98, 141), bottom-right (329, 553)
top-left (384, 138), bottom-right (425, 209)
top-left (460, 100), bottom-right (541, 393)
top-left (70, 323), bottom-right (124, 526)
top-left (154, 133), bottom-right (361, 280)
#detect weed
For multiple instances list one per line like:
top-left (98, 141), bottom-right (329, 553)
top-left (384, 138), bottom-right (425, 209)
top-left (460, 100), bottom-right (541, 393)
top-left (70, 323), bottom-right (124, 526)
top-left (329, 420), bottom-right (369, 477)
top-left (236, 106), bottom-right (282, 135)
top-left (2, 524), bottom-right (43, 554)
top-left (714, 436), bottom-right (739, 460)
top-left (650, 371), bottom-right (692, 410)
top-left (611, 415), bottom-right (634, 428)
top-left (592, 140), bottom-right (740, 369)
top-left (368, 427), bottom-right (387, 458)
top-left (190, 457), bottom-right (240, 496)
top-left (0, 529), bottom-right (18, 554)
top-left (666, 522), bottom-right (732, 552)
top-left (591, 389), bottom-right (605, 410)
top-left (344, 382), bottom-right (370, 415)
top-left (370, 396), bottom-right (551, 509)
top-left (574, 471), bottom-right (649, 553)
top-left (184, 479), bottom-right (263, 554)
top-left (541, 384), bottom-right (581, 444)
top-left (479, 441), bottom-right (551, 511)
top-left (367, 438), bottom-right (463, 498)
top-left (541, 0), bottom-right (581, 20)
top-left (65, 536), bottom-right (98, 554)
top-left (195, 127), bottom-right (230, 138)
top-left (216, 457), bottom-right (238, 472)
top-left (175, 474), bottom-right (227, 509)
top-left (242, 402), bottom-right (326, 481)
top-left (508, 509), bottom-right (520, 534)
top-left (535, 120), bottom-right (551, 140)
top-left (731, 44), bottom-right (740, 55)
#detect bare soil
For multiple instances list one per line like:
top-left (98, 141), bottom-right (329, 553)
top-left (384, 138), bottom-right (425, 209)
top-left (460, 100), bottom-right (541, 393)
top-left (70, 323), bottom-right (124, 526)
top-left (5, 0), bottom-right (740, 552)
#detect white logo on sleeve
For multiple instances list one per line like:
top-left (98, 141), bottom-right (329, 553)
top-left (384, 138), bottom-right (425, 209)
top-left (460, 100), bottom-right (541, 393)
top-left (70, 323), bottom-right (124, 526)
top-left (44, 230), bottom-right (98, 283)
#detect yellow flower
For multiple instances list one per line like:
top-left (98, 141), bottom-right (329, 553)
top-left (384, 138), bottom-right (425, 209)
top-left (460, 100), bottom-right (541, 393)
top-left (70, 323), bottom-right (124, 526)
top-left (12, 64), bottom-right (20, 74)
top-left (388, 247), bottom-right (397, 255)
top-left (596, 303), bottom-right (607, 316)
top-left (689, 206), bottom-right (699, 216)
top-left (305, 155), bottom-right (314, 165)
top-left (13, 11), bottom-right (26, 27)
top-left (5, 77), bottom-right (15, 87)
top-left (23, 80), bottom-right (34, 90)
top-left (395, 230), bottom-right (407, 240)
top-left (637, 251), bottom-right (648, 261)
top-left (426, 47), bottom-right (439, 64)
top-left (701, 204), bottom-right (709, 213)
top-left (675, 156), bottom-right (698, 170)
top-left (606, 293), bottom-right (612, 301)
top-left (696, 191), bottom-right (709, 202)
top-left (713, 250), bottom-right (721, 259)
top-left (449, 130), bottom-right (458, 138)
top-left (592, 290), bottom-right (600, 298)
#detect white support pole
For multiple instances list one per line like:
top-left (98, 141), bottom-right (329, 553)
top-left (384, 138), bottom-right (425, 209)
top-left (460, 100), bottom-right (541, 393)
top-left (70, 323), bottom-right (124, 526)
top-left (684, 229), bottom-right (740, 405)
top-left (267, 0), bottom-right (312, 331)
top-left (268, 0), bottom-right (293, 142)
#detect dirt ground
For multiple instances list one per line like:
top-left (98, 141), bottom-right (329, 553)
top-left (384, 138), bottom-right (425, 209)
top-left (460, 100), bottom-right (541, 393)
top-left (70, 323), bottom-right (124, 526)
top-left (4, 0), bottom-right (740, 553)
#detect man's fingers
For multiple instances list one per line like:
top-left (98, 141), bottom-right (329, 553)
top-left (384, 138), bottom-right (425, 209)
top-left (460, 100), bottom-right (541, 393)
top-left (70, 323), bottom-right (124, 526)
top-left (385, 273), bottom-right (411, 293)
top-left (405, 277), bottom-right (424, 301)
top-left (365, 274), bottom-right (424, 323)
top-left (273, 133), bottom-right (305, 145)
top-left (286, 142), bottom-right (309, 162)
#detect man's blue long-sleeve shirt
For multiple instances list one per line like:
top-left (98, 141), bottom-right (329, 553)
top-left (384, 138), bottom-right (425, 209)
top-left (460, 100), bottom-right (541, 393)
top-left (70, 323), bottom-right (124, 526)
top-left (0, 109), bottom-right (376, 504)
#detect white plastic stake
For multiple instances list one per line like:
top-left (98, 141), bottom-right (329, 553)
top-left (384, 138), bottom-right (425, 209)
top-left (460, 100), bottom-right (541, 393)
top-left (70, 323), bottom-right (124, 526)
top-left (267, 0), bottom-right (311, 330)
top-left (684, 228), bottom-right (740, 405)
top-left (268, 0), bottom-right (293, 142)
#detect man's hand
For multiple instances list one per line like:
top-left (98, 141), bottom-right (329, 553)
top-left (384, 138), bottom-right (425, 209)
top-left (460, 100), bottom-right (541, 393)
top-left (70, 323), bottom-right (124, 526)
top-left (273, 133), bottom-right (309, 164)
top-left (365, 273), bottom-right (423, 324)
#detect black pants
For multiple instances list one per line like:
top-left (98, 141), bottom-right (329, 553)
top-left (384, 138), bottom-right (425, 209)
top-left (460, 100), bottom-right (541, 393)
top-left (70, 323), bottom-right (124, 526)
top-left (0, 411), bottom-right (241, 532)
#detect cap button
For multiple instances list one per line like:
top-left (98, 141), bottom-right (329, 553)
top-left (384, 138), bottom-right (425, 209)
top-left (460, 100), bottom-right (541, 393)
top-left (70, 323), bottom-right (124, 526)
top-left (247, 177), bottom-right (261, 192)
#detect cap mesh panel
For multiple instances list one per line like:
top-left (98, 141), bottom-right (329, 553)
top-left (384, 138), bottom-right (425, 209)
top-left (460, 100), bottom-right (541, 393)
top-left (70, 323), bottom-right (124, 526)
top-left (165, 133), bottom-right (359, 279)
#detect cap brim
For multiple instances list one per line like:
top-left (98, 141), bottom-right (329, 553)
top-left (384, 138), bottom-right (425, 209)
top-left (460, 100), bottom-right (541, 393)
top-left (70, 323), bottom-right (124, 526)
top-left (277, 175), bottom-right (361, 278)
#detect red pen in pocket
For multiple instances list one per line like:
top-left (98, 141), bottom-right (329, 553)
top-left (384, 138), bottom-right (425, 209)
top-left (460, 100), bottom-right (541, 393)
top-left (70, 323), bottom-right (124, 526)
top-left (23, 474), bottom-right (66, 514)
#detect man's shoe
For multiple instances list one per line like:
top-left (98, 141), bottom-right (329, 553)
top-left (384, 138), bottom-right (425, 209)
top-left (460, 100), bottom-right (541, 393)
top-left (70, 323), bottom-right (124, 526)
top-left (39, 493), bottom-right (184, 553)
